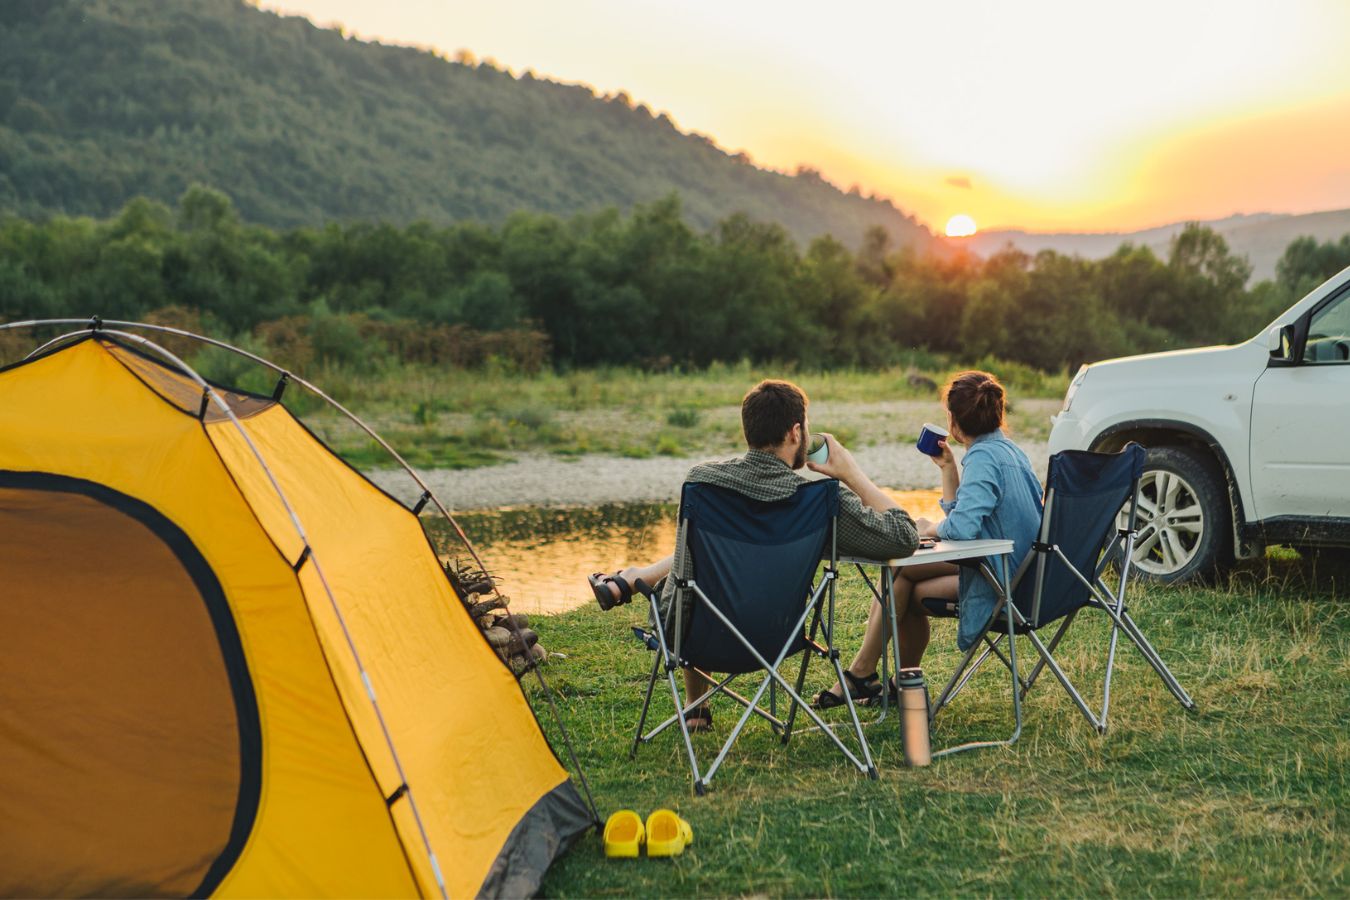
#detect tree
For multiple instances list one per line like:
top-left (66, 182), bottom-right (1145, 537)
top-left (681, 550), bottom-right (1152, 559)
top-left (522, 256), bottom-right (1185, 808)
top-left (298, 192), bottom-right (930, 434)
top-left (1167, 223), bottom-right (1252, 342)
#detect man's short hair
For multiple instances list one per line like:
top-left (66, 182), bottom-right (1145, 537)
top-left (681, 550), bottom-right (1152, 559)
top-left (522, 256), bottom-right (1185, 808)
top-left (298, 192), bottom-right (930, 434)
top-left (741, 379), bottom-right (808, 449)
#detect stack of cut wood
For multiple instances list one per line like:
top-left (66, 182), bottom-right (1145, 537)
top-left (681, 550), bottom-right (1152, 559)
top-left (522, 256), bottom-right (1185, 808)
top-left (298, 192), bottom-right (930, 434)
top-left (446, 560), bottom-right (546, 673)
top-left (467, 588), bottom-right (545, 672)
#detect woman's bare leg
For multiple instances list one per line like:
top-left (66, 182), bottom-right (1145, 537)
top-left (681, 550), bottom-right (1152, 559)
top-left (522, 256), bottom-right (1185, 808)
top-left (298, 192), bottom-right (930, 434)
top-left (823, 562), bottom-right (958, 698)
top-left (899, 573), bottom-right (957, 667)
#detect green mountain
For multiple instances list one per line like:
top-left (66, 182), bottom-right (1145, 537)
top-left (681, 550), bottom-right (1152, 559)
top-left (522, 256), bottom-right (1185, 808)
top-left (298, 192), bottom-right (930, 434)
top-left (0, 0), bottom-right (932, 249)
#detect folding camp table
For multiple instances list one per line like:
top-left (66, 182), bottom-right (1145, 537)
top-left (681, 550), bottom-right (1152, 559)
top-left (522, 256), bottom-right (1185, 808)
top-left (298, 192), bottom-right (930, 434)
top-left (843, 538), bottom-right (1016, 758)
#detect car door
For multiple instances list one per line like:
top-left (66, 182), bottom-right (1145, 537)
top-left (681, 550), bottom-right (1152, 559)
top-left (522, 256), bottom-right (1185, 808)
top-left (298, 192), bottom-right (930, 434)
top-left (1249, 283), bottom-right (1350, 521)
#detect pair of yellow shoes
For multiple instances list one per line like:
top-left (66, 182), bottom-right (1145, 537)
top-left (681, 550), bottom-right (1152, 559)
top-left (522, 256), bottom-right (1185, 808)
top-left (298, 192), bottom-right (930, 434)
top-left (603, 809), bottom-right (693, 858)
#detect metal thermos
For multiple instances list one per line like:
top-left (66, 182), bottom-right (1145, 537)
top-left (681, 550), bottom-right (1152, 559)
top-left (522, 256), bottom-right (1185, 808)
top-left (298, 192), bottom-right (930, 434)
top-left (898, 667), bottom-right (932, 767)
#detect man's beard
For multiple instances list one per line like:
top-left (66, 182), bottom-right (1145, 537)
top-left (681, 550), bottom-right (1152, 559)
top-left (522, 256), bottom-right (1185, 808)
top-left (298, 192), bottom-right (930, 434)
top-left (792, 438), bottom-right (807, 470)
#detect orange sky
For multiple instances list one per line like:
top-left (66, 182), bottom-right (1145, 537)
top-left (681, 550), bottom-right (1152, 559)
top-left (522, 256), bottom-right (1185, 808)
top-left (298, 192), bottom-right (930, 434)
top-left (262, 0), bottom-right (1350, 234)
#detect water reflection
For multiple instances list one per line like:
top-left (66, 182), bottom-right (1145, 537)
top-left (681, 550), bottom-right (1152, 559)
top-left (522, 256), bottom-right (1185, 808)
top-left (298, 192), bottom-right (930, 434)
top-left (425, 489), bottom-right (944, 615)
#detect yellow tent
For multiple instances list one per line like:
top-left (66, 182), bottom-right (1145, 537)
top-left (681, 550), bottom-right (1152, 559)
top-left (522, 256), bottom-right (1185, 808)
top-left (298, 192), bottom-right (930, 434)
top-left (0, 332), bottom-right (592, 898)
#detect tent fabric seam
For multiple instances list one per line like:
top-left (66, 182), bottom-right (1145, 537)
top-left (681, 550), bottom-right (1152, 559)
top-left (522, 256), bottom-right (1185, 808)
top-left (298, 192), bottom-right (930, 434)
top-left (283, 409), bottom-right (592, 783)
top-left (198, 420), bottom-right (428, 894)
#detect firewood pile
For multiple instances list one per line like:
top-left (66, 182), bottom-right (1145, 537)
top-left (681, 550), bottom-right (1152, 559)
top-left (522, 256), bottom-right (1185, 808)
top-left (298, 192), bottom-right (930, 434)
top-left (445, 560), bottom-right (546, 674)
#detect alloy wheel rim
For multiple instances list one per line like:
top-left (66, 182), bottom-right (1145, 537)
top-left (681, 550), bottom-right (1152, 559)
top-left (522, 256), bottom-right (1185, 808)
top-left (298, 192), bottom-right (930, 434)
top-left (1119, 470), bottom-right (1205, 575)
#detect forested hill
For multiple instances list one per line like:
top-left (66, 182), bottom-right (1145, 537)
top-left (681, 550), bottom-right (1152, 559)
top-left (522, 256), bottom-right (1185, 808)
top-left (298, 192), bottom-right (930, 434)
top-left (0, 0), bottom-right (933, 249)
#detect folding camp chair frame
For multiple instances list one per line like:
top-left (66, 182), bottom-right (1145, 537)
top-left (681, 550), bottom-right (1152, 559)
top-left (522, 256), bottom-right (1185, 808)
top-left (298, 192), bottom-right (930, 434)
top-left (924, 461), bottom-right (1195, 750)
top-left (629, 511), bottom-right (879, 794)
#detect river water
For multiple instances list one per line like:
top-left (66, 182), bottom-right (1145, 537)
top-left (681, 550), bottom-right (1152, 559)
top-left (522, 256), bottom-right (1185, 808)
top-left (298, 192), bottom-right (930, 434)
top-left (425, 488), bottom-right (944, 615)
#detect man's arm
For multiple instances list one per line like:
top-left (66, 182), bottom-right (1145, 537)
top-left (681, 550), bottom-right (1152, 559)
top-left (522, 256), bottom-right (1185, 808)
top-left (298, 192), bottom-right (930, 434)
top-left (807, 433), bottom-right (894, 512)
top-left (807, 434), bottom-right (919, 559)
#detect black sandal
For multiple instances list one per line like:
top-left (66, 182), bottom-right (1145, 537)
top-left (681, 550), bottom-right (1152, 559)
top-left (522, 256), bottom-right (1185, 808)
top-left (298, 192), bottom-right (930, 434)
top-left (588, 572), bottom-right (633, 610)
top-left (864, 676), bottom-right (900, 708)
top-left (813, 670), bottom-right (882, 709)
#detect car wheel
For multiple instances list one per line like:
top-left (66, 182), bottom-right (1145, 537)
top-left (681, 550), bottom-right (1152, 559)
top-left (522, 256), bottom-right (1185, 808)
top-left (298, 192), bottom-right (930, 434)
top-left (1115, 446), bottom-right (1232, 583)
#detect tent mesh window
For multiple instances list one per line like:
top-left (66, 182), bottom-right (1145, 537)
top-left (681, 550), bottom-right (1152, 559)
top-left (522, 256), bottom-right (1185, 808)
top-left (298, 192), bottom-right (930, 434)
top-left (104, 338), bottom-right (274, 422)
top-left (0, 474), bottom-right (258, 898)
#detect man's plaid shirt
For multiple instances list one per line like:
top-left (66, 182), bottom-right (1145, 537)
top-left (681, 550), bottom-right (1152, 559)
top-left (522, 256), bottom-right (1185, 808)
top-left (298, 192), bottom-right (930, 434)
top-left (658, 449), bottom-right (919, 622)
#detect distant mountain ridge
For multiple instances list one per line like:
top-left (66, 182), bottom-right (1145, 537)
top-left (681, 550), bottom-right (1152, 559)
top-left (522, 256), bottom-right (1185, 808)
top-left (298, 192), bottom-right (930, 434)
top-left (0, 0), bottom-right (932, 250)
top-left (963, 209), bottom-right (1350, 283)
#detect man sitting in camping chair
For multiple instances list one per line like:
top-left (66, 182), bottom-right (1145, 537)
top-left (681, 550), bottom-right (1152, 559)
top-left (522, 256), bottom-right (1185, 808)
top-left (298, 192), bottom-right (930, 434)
top-left (588, 379), bottom-right (918, 731)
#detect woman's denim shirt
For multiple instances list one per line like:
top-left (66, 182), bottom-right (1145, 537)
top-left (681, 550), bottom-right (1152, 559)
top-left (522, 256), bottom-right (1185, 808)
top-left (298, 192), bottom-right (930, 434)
top-left (936, 431), bottom-right (1044, 650)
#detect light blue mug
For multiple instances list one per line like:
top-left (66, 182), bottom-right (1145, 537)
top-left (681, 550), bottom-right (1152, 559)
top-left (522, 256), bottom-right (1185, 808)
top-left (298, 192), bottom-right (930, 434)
top-left (807, 433), bottom-right (829, 464)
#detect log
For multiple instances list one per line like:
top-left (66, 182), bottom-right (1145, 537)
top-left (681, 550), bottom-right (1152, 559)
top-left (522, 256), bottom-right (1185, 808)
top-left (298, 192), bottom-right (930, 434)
top-left (469, 596), bottom-right (507, 618)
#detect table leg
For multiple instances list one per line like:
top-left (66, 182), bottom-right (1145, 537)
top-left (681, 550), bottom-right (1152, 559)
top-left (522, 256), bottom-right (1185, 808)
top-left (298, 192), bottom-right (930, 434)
top-left (885, 564), bottom-right (905, 730)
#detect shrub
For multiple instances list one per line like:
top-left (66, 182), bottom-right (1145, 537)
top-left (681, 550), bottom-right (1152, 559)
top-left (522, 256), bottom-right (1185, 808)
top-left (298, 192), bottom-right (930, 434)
top-left (666, 407), bottom-right (701, 428)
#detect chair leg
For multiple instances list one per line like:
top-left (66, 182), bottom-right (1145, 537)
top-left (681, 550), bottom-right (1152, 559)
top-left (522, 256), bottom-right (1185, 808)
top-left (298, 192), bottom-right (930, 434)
top-left (641, 672), bottom-right (736, 742)
top-left (830, 651), bottom-right (879, 779)
top-left (1021, 613), bottom-right (1075, 698)
top-left (645, 593), bottom-right (706, 793)
top-left (703, 668), bottom-right (778, 786)
top-left (1089, 582), bottom-right (1195, 710)
top-left (933, 577), bottom-right (1023, 758)
top-left (1023, 626), bottom-right (1103, 733)
top-left (711, 678), bottom-right (788, 731)
top-left (663, 662), bottom-right (706, 794)
top-left (685, 579), bottom-right (873, 788)
top-left (931, 638), bottom-right (986, 721)
top-left (784, 648), bottom-right (812, 745)
top-left (1117, 610), bottom-right (1195, 709)
top-left (630, 649), bottom-right (662, 759)
top-left (1101, 608), bottom-right (1122, 730)
top-left (782, 604), bottom-right (824, 743)
top-left (985, 636), bottom-right (1032, 696)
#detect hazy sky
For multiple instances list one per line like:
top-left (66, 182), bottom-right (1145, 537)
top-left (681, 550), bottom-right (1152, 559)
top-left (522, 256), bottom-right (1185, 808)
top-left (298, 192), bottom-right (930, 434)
top-left (262, 0), bottom-right (1350, 234)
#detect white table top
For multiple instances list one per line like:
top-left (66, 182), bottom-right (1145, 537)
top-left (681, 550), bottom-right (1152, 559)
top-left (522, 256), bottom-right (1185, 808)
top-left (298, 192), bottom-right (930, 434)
top-left (841, 538), bottom-right (1014, 568)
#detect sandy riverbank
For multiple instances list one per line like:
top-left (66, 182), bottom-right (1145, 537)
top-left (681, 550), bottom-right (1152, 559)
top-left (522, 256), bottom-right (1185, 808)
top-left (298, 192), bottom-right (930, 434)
top-left (368, 441), bottom-right (1051, 511)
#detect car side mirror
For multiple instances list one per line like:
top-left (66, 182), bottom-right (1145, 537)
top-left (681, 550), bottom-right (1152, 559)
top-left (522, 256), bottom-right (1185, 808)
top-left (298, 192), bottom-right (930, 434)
top-left (1268, 323), bottom-right (1297, 363)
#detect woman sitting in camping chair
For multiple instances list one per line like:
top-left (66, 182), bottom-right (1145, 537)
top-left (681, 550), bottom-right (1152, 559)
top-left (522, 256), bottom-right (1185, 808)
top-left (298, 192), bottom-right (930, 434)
top-left (816, 370), bottom-right (1044, 707)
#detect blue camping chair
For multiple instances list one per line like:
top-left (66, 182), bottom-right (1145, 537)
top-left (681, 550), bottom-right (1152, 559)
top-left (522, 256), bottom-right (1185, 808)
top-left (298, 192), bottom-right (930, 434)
top-left (630, 479), bottom-right (877, 794)
top-left (921, 444), bottom-right (1195, 752)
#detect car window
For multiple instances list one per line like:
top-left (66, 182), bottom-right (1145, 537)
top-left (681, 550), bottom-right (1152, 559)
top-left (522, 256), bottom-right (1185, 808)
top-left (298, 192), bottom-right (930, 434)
top-left (1302, 291), bottom-right (1350, 364)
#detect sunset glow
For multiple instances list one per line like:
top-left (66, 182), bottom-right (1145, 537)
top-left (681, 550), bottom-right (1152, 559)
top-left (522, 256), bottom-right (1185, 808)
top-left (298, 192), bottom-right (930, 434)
top-left (262, 0), bottom-right (1350, 234)
top-left (945, 215), bottom-right (977, 238)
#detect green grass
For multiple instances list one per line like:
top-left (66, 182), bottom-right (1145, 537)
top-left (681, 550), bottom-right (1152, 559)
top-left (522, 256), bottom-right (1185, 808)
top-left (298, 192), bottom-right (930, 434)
top-left (287, 359), bottom-right (1068, 469)
top-left (526, 556), bottom-right (1348, 897)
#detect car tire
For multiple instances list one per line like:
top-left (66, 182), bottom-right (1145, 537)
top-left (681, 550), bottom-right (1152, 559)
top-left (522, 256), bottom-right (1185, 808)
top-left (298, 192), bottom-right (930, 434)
top-left (1116, 445), bottom-right (1233, 584)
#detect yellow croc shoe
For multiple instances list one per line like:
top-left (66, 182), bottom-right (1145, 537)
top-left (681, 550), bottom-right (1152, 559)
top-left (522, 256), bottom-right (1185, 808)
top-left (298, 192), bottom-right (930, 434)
top-left (603, 809), bottom-right (644, 859)
top-left (645, 809), bottom-right (692, 857)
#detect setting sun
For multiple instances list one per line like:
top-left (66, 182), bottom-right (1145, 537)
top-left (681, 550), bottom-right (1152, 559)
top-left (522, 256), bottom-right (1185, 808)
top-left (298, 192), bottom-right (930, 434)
top-left (945, 214), bottom-right (977, 237)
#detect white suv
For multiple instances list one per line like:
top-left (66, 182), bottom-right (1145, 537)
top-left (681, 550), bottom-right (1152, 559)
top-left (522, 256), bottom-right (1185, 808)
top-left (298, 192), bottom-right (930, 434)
top-left (1048, 265), bottom-right (1350, 582)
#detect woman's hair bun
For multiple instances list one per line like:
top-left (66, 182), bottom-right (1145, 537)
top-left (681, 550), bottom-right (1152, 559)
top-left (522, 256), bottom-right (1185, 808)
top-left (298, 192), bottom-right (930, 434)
top-left (943, 370), bottom-right (1006, 437)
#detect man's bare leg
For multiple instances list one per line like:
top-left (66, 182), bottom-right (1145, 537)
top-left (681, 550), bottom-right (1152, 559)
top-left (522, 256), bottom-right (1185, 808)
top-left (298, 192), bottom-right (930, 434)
top-left (683, 669), bottom-right (712, 727)
top-left (595, 555), bottom-right (673, 604)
